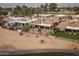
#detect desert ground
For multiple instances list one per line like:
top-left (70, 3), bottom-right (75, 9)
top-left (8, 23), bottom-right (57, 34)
top-left (0, 26), bottom-right (79, 51)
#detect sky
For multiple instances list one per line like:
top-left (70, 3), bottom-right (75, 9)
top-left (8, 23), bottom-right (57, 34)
top-left (0, 3), bottom-right (79, 8)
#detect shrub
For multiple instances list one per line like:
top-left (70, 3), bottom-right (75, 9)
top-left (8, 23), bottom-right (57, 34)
top-left (53, 27), bottom-right (60, 34)
top-left (53, 22), bottom-right (59, 26)
top-left (40, 40), bottom-right (45, 43)
top-left (20, 32), bottom-right (23, 35)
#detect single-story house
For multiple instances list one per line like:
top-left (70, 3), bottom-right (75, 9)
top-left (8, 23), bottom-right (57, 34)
top-left (65, 26), bottom-right (79, 34)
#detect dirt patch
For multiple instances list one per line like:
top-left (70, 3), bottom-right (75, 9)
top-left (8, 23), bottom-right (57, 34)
top-left (0, 44), bottom-right (18, 52)
top-left (0, 27), bottom-right (79, 51)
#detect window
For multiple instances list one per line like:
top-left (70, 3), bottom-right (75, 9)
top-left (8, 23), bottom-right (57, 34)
top-left (40, 26), bottom-right (44, 29)
top-left (45, 27), bottom-right (49, 29)
top-left (19, 23), bottom-right (21, 26)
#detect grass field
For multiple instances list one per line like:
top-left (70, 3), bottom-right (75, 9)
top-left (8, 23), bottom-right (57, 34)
top-left (54, 31), bottom-right (79, 41)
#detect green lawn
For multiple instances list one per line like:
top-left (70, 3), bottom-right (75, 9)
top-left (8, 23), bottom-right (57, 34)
top-left (54, 32), bottom-right (79, 41)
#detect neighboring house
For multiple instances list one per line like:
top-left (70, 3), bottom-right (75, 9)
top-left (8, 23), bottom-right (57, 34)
top-left (4, 16), bottom-right (53, 30)
top-left (65, 26), bottom-right (79, 34)
top-left (34, 13), bottom-right (53, 18)
top-left (57, 22), bottom-right (69, 31)
top-left (65, 20), bottom-right (79, 34)
top-left (35, 23), bottom-right (52, 30)
top-left (57, 19), bottom-right (79, 34)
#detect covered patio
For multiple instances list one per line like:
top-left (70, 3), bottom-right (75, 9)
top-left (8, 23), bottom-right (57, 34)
top-left (35, 23), bottom-right (52, 30)
top-left (65, 26), bottom-right (79, 34)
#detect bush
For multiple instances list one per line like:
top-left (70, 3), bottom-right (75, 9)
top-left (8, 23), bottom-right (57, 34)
top-left (54, 31), bottom-right (79, 41)
top-left (38, 28), bottom-right (42, 33)
top-left (20, 32), bottom-right (23, 35)
top-left (49, 31), bottom-right (55, 36)
top-left (36, 35), bottom-right (38, 38)
top-left (53, 22), bottom-right (59, 26)
top-left (40, 40), bottom-right (45, 43)
top-left (53, 27), bottom-right (60, 34)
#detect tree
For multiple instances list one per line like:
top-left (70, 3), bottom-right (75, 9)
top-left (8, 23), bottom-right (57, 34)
top-left (53, 22), bottom-right (60, 34)
top-left (36, 7), bottom-right (41, 13)
top-left (66, 7), bottom-right (72, 15)
top-left (0, 16), bottom-right (3, 26)
top-left (73, 7), bottom-right (79, 14)
top-left (1, 11), bottom-right (8, 16)
top-left (49, 3), bottom-right (57, 12)
top-left (0, 7), bottom-right (3, 16)
top-left (34, 7), bottom-right (40, 17)
top-left (40, 4), bottom-right (44, 13)
top-left (53, 27), bottom-right (60, 34)
top-left (0, 7), bottom-right (6, 26)
top-left (44, 3), bottom-right (49, 12)
top-left (73, 7), bottom-right (79, 11)
top-left (27, 7), bottom-right (34, 17)
top-left (22, 5), bottom-right (28, 15)
top-left (13, 5), bottom-right (23, 16)
top-left (53, 22), bottom-right (59, 26)
top-left (75, 11), bottom-right (79, 14)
